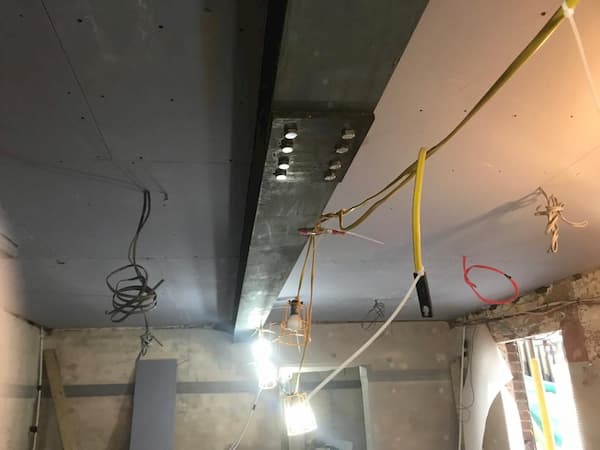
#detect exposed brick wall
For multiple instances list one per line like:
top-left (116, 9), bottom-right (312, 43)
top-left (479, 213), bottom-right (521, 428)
top-left (504, 342), bottom-right (536, 450)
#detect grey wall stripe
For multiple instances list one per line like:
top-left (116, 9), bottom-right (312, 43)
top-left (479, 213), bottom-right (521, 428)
top-left (1, 369), bottom-right (449, 398)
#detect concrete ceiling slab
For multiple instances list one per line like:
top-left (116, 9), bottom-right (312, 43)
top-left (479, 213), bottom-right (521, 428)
top-left (277, 0), bottom-right (600, 321)
top-left (0, 0), bottom-right (266, 328)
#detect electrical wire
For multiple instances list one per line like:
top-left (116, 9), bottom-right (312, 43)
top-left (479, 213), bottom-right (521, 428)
top-left (535, 187), bottom-right (588, 253)
top-left (454, 297), bottom-right (600, 326)
top-left (462, 256), bottom-right (520, 305)
top-left (307, 274), bottom-right (421, 402)
top-left (106, 190), bottom-right (164, 322)
top-left (361, 300), bottom-right (386, 330)
top-left (228, 389), bottom-right (263, 450)
top-left (412, 147), bottom-right (427, 274)
top-left (316, 2), bottom-right (578, 233)
top-left (562, 2), bottom-right (600, 112)
top-left (105, 190), bottom-right (164, 357)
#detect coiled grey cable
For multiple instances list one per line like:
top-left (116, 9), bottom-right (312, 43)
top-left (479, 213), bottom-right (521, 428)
top-left (106, 190), bottom-right (164, 322)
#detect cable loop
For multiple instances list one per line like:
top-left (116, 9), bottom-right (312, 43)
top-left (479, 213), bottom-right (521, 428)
top-left (462, 256), bottom-right (519, 305)
top-left (535, 187), bottom-right (588, 253)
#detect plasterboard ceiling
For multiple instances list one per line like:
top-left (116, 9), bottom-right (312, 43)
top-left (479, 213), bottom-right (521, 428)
top-left (0, 0), bottom-right (264, 328)
top-left (277, 0), bottom-right (600, 321)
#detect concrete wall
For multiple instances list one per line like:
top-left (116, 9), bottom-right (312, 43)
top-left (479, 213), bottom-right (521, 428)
top-left (39, 321), bottom-right (457, 450)
top-left (0, 308), bottom-right (40, 450)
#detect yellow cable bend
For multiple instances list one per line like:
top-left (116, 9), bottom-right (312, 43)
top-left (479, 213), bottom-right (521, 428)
top-left (412, 147), bottom-right (427, 274)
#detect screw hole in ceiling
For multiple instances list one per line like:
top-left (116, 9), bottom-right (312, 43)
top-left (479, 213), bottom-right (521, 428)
top-left (18, 13), bottom-right (24, 18)
top-left (541, 11), bottom-right (547, 16)
top-left (512, 113), bottom-right (517, 118)
top-left (77, 18), bottom-right (82, 23)
top-left (204, 7), bottom-right (212, 13)
top-left (80, 116), bottom-right (85, 120)
top-left (419, 108), bottom-right (423, 112)
top-left (100, 94), bottom-right (105, 98)
top-left (158, 24), bottom-right (164, 29)
top-left (138, 156), bottom-right (143, 160)
top-left (67, 91), bottom-right (71, 95)
top-left (170, 98), bottom-right (174, 102)
top-left (570, 114), bottom-right (574, 119)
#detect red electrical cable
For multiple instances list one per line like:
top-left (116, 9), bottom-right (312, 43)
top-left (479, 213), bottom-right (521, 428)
top-left (462, 256), bottom-right (520, 305)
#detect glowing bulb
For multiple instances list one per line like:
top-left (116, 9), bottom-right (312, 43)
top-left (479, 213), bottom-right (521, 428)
top-left (280, 139), bottom-right (294, 154)
top-left (256, 360), bottom-right (278, 390)
top-left (275, 169), bottom-right (287, 180)
top-left (252, 336), bottom-right (272, 361)
top-left (283, 393), bottom-right (317, 436)
top-left (287, 313), bottom-right (303, 332)
top-left (278, 156), bottom-right (290, 170)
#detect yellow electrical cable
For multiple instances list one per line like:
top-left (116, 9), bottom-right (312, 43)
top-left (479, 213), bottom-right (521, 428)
top-left (531, 358), bottom-right (556, 450)
top-left (318, 2), bottom-right (579, 232)
top-left (412, 148), bottom-right (427, 273)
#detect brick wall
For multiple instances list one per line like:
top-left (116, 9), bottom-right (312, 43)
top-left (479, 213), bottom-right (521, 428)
top-left (504, 342), bottom-right (535, 450)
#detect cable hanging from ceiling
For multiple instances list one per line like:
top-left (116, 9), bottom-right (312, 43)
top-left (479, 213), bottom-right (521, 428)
top-left (535, 187), bottom-right (588, 253)
top-left (105, 189), bottom-right (164, 358)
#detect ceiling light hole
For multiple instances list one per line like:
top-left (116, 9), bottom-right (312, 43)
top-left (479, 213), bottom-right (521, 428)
top-left (278, 156), bottom-right (290, 170)
top-left (328, 159), bottom-right (342, 170)
top-left (335, 144), bottom-right (349, 154)
top-left (280, 140), bottom-right (294, 154)
top-left (324, 170), bottom-right (337, 182)
top-left (284, 124), bottom-right (298, 140)
top-left (341, 128), bottom-right (356, 140)
top-left (275, 169), bottom-right (287, 181)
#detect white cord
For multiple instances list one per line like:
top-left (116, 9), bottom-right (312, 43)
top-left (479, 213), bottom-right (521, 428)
top-left (457, 326), bottom-right (466, 450)
top-left (229, 389), bottom-right (263, 450)
top-left (535, 187), bottom-right (588, 253)
top-left (307, 275), bottom-right (421, 401)
top-left (563, 1), bottom-right (600, 112)
top-left (31, 326), bottom-right (44, 450)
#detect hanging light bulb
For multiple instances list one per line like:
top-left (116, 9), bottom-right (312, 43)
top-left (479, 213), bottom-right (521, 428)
top-left (283, 393), bottom-right (318, 436)
top-left (252, 334), bottom-right (273, 361)
top-left (285, 298), bottom-right (304, 332)
top-left (256, 359), bottom-right (278, 390)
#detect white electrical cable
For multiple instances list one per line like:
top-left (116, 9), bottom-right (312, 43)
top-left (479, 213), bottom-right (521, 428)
top-left (31, 326), bottom-right (44, 450)
top-left (307, 275), bottom-right (421, 401)
top-left (563, 1), bottom-right (600, 112)
top-left (457, 326), bottom-right (466, 450)
top-left (228, 389), bottom-right (263, 450)
top-left (535, 187), bottom-right (588, 253)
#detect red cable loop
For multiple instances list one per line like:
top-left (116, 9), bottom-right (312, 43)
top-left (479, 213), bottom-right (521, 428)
top-left (462, 256), bottom-right (519, 305)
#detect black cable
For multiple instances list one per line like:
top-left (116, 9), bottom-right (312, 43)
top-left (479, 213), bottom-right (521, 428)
top-left (361, 300), bottom-right (386, 330)
top-left (106, 190), bottom-right (164, 323)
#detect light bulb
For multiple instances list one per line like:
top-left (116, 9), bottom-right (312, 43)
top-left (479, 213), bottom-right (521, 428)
top-left (278, 156), bottom-right (290, 170)
top-left (275, 168), bottom-right (287, 180)
top-left (252, 336), bottom-right (272, 361)
top-left (284, 124), bottom-right (298, 140)
top-left (287, 313), bottom-right (303, 332)
top-left (283, 393), bottom-right (318, 436)
top-left (256, 360), bottom-right (278, 390)
top-left (280, 139), bottom-right (294, 154)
